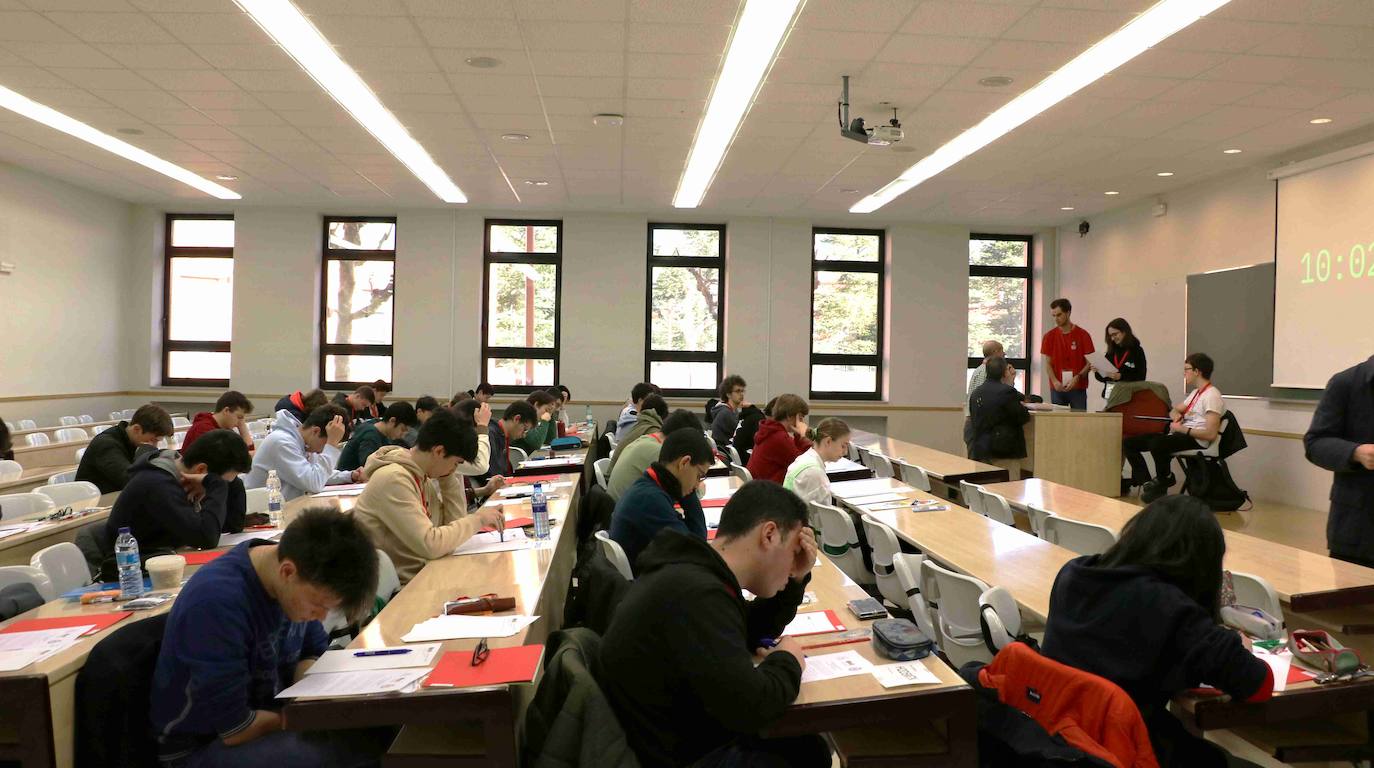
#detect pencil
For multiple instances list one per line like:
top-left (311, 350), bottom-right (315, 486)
top-left (801, 637), bottom-right (869, 651)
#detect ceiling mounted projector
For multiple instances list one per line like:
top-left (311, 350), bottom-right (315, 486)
top-left (838, 76), bottom-right (902, 148)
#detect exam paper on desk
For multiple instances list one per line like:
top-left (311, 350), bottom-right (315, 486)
top-left (401, 614), bottom-right (539, 642)
top-left (276, 668), bottom-right (430, 698)
top-left (800, 651), bottom-right (873, 684)
top-left (306, 643), bottom-right (442, 675)
top-left (0, 625), bottom-right (93, 671)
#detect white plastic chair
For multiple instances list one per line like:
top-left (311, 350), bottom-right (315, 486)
top-left (959, 480), bottom-right (986, 516)
top-left (17, 419), bottom-right (37, 431)
top-left (36, 481), bottom-right (100, 510)
top-left (1043, 515), bottom-right (1118, 555)
top-left (91, 425), bottom-right (111, 436)
top-left (25, 433), bottom-right (50, 447)
top-left (75, 448), bottom-right (87, 462)
top-left (510, 446), bottom-right (529, 468)
top-left (867, 452), bottom-right (895, 479)
top-left (846, 442), bottom-right (861, 462)
top-left (1230, 571), bottom-right (1283, 620)
top-left (47, 470), bottom-right (77, 485)
top-left (0, 565), bottom-right (56, 602)
top-left (78, 415), bottom-right (94, 424)
top-left (893, 459), bottom-right (931, 492)
top-left (593, 458), bottom-right (610, 489)
top-left (981, 491), bottom-right (1016, 526)
top-left (921, 559), bottom-right (994, 667)
top-left (855, 445), bottom-right (873, 469)
top-left (730, 463), bottom-right (753, 483)
top-left (109, 411), bottom-right (124, 421)
top-left (860, 514), bottom-right (906, 609)
top-left (594, 531), bottom-right (634, 581)
top-left (30, 543), bottom-right (92, 595)
top-left (246, 487), bottom-right (269, 515)
top-left (0, 460), bottom-right (21, 482)
top-left (168, 431), bottom-right (185, 449)
top-left (978, 585), bottom-right (1025, 655)
top-left (1026, 504), bottom-right (1053, 539)
top-left (59, 416), bottom-right (78, 426)
top-left (808, 501), bottom-right (873, 586)
top-left (605, 431), bottom-right (619, 451)
top-left (1171, 417), bottom-right (1227, 460)
top-left (3, 421), bottom-right (13, 433)
top-left (375, 550), bottom-right (400, 605)
top-left (54, 428), bottom-right (88, 443)
top-left (726, 445), bottom-right (742, 467)
top-left (892, 552), bottom-right (938, 644)
top-left (123, 409), bottom-right (136, 419)
top-left (0, 493), bottom-right (56, 520)
top-left (172, 416), bottom-right (192, 429)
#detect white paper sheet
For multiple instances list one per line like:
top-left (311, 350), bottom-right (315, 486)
top-left (871, 659), bottom-right (942, 688)
top-left (218, 529), bottom-right (281, 546)
top-left (824, 458), bottom-right (867, 473)
top-left (497, 481), bottom-right (571, 498)
top-left (482, 498), bottom-right (533, 509)
top-left (1085, 351), bottom-right (1118, 377)
top-left (0, 648), bottom-right (48, 671)
top-left (519, 457), bottom-right (583, 468)
top-left (276, 668), bottom-right (430, 698)
top-left (312, 485), bottom-right (366, 498)
top-left (401, 614), bottom-right (539, 643)
top-left (306, 644), bottom-right (442, 675)
top-left (701, 477), bottom-right (736, 500)
top-left (0, 625), bottom-right (92, 670)
top-left (831, 479), bottom-right (912, 499)
top-left (452, 528), bottom-right (553, 556)
top-left (1254, 649), bottom-right (1293, 693)
top-left (704, 507), bottom-right (722, 529)
top-left (800, 651), bottom-right (873, 683)
top-left (783, 611), bottom-right (845, 636)
top-left (844, 492), bottom-right (907, 505)
top-left (857, 501), bottom-right (910, 512)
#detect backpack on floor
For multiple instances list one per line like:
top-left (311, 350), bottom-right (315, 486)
top-left (1179, 457), bottom-right (1251, 512)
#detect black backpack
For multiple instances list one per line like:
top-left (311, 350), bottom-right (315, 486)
top-left (1178, 412), bottom-right (1251, 512)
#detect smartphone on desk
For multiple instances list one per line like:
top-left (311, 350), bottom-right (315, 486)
top-left (848, 597), bottom-right (888, 621)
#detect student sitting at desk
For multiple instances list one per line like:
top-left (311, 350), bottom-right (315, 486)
top-left (76, 404), bottom-right (175, 494)
top-left (331, 386), bottom-right (377, 424)
top-left (402, 395), bottom-right (440, 447)
top-left (710, 374), bottom-right (748, 448)
top-left (608, 427), bottom-right (713, 570)
top-left (273, 388), bottom-right (327, 424)
top-left (606, 393), bottom-right (668, 474)
top-left (450, 398), bottom-right (502, 507)
top-left (1042, 495), bottom-right (1272, 768)
top-left (1124, 353), bottom-right (1225, 503)
top-left (480, 400), bottom-right (538, 482)
top-left (183, 390), bottom-right (255, 454)
top-left (152, 508), bottom-right (387, 768)
top-left (244, 405), bottom-right (356, 501)
top-left (352, 408), bottom-right (504, 585)
top-left (511, 389), bottom-right (558, 454)
top-left (607, 409), bottom-right (703, 501)
top-left (600, 481), bottom-right (826, 768)
top-left (968, 357), bottom-right (1030, 463)
top-left (616, 382), bottom-right (657, 442)
top-left (336, 402), bottom-right (418, 472)
top-left (784, 417), bottom-right (850, 507)
top-left (748, 394), bottom-right (812, 483)
top-left (100, 430), bottom-right (251, 576)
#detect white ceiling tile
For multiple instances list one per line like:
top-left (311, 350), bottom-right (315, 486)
top-left (0, 65), bottom-right (74, 88)
top-left (967, 39), bottom-right (1082, 71)
top-left (767, 56), bottom-right (868, 85)
top-left (797, 0), bottom-right (918, 32)
top-left (278, 109), bottom-right (354, 128)
top-left (175, 90), bottom-right (267, 111)
top-left (1154, 18), bottom-right (1286, 54)
top-left (52, 66), bottom-right (157, 90)
top-left (1283, 58), bottom-right (1374, 89)
top-left (625, 98), bottom-right (703, 118)
top-left (23, 0), bottom-right (139, 9)
top-left (193, 44), bottom-right (296, 71)
top-left (158, 123), bottom-right (240, 140)
top-left (1002, 6), bottom-right (1136, 43)
top-left (401, 0), bottom-right (513, 17)
top-left (2, 40), bottom-right (118, 67)
top-left (417, 18), bottom-right (522, 48)
top-left (1158, 105), bottom-right (1299, 142)
top-left (221, 69), bottom-right (321, 93)
top-left (1235, 84), bottom-right (1348, 110)
top-left (1313, 0), bottom-right (1374, 26)
top-left (136, 68), bottom-right (238, 91)
top-left (1214, 0), bottom-right (1345, 24)
top-left (1252, 25), bottom-right (1374, 60)
top-left (536, 76), bottom-right (622, 98)
top-left (853, 62), bottom-right (960, 92)
top-left (627, 78), bottom-right (711, 101)
top-left (136, 107), bottom-right (214, 125)
top-left (1152, 79), bottom-right (1268, 106)
top-left (384, 92), bottom-right (467, 113)
top-left (296, 0), bottom-right (409, 14)
top-left (445, 72), bottom-right (538, 97)
top-left (783, 28), bottom-right (890, 57)
top-left (515, 0), bottom-right (626, 21)
top-left (337, 46), bottom-right (439, 74)
top-left (464, 93), bottom-right (543, 114)
top-left (1307, 91), bottom-right (1374, 116)
top-left (0, 12), bottom-right (78, 42)
top-left (1117, 49), bottom-right (1228, 79)
top-left (9, 87), bottom-right (106, 108)
top-left (429, 47), bottom-right (529, 73)
top-left (150, 13), bottom-right (269, 44)
top-left (45, 11), bottom-right (173, 44)
top-left (96, 43), bottom-right (209, 69)
top-left (360, 70), bottom-right (453, 94)
top-left (94, 89), bottom-right (185, 110)
top-left (311, 15), bottom-right (426, 47)
top-left (754, 81), bottom-right (833, 104)
top-left (875, 35), bottom-right (990, 67)
top-left (252, 90), bottom-right (338, 112)
top-left (627, 23), bottom-right (730, 55)
top-left (1093, 100), bottom-right (1220, 138)
top-left (1196, 55), bottom-right (1301, 84)
top-left (629, 0), bottom-right (737, 24)
top-left (522, 21), bottom-right (624, 52)
top-left (198, 109), bottom-right (286, 126)
top-left (901, 1), bottom-right (1029, 37)
top-left (529, 49), bottom-right (624, 78)
top-left (1077, 74), bottom-right (1179, 101)
top-left (469, 112), bottom-right (548, 130)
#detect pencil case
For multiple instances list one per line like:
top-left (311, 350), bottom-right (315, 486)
top-left (871, 618), bottom-right (933, 661)
top-left (445, 595), bottom-right (516, 615)
top-left (1291, 629), bottom-right (1363, 675)
top-left (1220, 604), bottom-right (1284, 641)
top-left (550, 436), bottom-right (583, 450)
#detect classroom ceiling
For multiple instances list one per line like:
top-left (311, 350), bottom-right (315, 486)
top-left (0, 0), bottom-right (1372, 227)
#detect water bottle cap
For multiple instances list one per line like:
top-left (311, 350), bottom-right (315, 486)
top-left (118, 527), bottom-right (130, 534)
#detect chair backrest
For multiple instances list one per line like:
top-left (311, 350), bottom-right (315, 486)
top-left (0, 565), bottom-right (56, 602)
top-left (47, 470), bottom-right (78, 485)
top-left (594, 531), bottom-right (634, 581)
top-left (808, 501), bottom-right (872, 586)
top-left (375, 550), bottom-right (400, 604)
top-left (1026, 504), bottom-right (1052, 539)
top-left (921, 559), bottom-right (993, 666)
top-left (959, 481), bottom-right (986, 516)
top-left (605, 430), bottom-right (619, 451)
top-left (78, 415), bottom-right (94, 424)
top-left (726, 445), bottom-right (742, 467)
top-left (0, 492), bottom-right (56, 520)
top-left (978, 585), bottom-right (1023, 654)
top-left (867, 452), bottom-right (894, 479)
top-left (17, 419), bottom-right (37, 431)
top-left (59, 416), bottom-right (79, 426)
top-left (860, 514), bottom-right (906, 608)
top-left (893, 459), bottom-right (931, 492)
top-left (109, 411), bottom-right (124, 421)
top-left (30, 542), bottom-right (93, 595)
top-left (91, 424), bottom-right (112, 436)
top-left (854, 444), bottom-right (873, 468)
top-left (0, 460), bottom-right (21, 482)
top-left (36, 481), bottom-right (101, 510)
top-left (25, 433), bottom-right (50, 446)
top-left (892, 552), bottom-right (939, 642)
top-left (75, 447), bottom-right (87, 462)
top-left (1230, 571), bottom-right (1283, 619)
top-left (55, 427), bottom-right (89, 443)
top-left (172, 416), bottom-right (192, 428)
top-left (846, 442), bottom-right (860, 462)
top-left (168, 431), bottom-right (185, 449)
top-left (1043, 515), bottom-right (1118, 555)
top-left (245, 487), bottom-right (269, 515)
top-left (981, 491), bottom-right (1016, 526)
top-left (593, 458), bottom-right (610, 489)
top-left (510, 446), bottom-right (529, 467)
top-left (730, 463), bottom-right (752, 483)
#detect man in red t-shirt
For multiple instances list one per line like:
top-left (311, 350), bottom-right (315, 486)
top-left (1041, 298), bottom-right (1094, 411)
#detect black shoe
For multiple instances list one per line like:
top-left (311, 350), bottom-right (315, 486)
top-left (1141, 480), bottom-right (1168, 503)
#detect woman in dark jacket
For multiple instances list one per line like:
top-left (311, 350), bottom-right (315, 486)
top-left (1042, 496), bottom-right (1272, 767)
top-left (1094, 318), bottom-right (1147, 398)
top-left (0, 419), bottom-right (12, 461)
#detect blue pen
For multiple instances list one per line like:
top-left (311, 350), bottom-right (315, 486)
top-left (353, 648), bottom-right (412, 657)
top-left (758, 637), bottom-right (779, 649)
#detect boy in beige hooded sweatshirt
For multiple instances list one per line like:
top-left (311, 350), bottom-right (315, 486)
top-left (352, 405), bottom-right (505, 584)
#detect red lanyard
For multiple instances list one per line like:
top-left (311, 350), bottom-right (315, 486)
top-left (1183, 383), bottom-right (1212, 415)
top-left (1112, 351), bottom-right (1128, 370)
top-left (651, 432), bottom-right (664, 443)
top-left (645, 467), bottom-right (684, 517)
top-left (412, 474), bottom-right (429, 518)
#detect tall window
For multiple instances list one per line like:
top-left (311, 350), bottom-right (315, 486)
top-left (810, 228), bottom-right (885, 400)
top-left (968, 234), bottom-right (1033, 391)
top-left (321, 217), bottom-right (395, 388)
top-left (483, 220), bottom-right (562, 392)
top-left (646, 223), bottom-right (725, 395)
top-left (163, 214), bottom-right (234, 386)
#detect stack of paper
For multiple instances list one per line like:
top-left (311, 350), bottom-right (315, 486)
top-left (276, 668), bottom-right (430, 698)
top-left (452, 528), bottom-right (553, 556)
top-left (871, 659), bottom-right (942, 688)
top-left (824, 458), bottom-right (868, 473)
top-left (0, 626), bottom-right (93, 671)
top-left (219, 529), bottom-right (282, 547)
top-left (306, 644), bottom-right (441, 675)
top-left (831, 478), bottom-right (913, 499)
top-left (497, 481), bottom-right (571, 498)
top-left (401, 614), bottom-right (539, 643)
top-left (313, 484), bottom-right (367, 498)
top-left (783, 610), bottom-right (846, 637)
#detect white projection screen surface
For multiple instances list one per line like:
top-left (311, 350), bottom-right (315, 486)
top-left (1273, 150), bottom-right (1374, 389)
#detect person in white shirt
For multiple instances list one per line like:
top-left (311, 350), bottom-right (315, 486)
top-left (783, 418), bottom-right (851, 508)
top-left (964, 340), bottom-right (1004, 456)
top-left (244, 404), bottom-right (357, 500)
top-left (1124, 353), bottom-right (1226, 502)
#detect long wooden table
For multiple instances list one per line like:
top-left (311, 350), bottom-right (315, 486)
top-left (0, 493), bottom-right (115, 568)
top-left (847, 429), bottom-right (1008, 500)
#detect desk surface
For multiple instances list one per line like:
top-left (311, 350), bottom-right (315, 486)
top-left (847, 429), bottom-right (1005, 484)
top-left (986, 479), bottom-right (1374, 613)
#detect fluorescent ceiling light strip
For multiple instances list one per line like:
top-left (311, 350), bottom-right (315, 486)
top-left (673, 0), bottom-right (805, 209)
top-left (234, 0), bottom-right (467, 204)
top-left (851, 0), bottom-right (1231, 214)
top-left (0, 84), bottom-right (240, 199)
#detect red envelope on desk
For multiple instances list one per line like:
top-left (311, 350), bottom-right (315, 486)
top-left (481, 517), bottom-right (535, 532)
top-left (2, 612), bottom-right (132, 637)
top-left (423, 645), bottom-right (543, 688)
top-left (701, 498), bottom-right (730, 508)
top-left (707, 529), bottom-right (717, 541)
top-left (504, 474), bottom-right (564, 486)
top-left (182, 550), bottom-right (226, 565)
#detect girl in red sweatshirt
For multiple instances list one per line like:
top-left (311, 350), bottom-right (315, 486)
top-left (746, 394), bottom-right (812, 483)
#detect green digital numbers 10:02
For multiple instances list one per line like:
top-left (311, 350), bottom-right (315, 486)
top-left (1301, 244), bottom-right (1373, 284)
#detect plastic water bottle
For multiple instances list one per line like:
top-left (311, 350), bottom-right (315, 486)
top-left (584, 405), bottom-right (595, 435)
top-left (115, 527), bottom-right (144, 599)
top-left (531, 483), bottom-right (550, 541)
top-left (266, 469), bottom-right (283, 527)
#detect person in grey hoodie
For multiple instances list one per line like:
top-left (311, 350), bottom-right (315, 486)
top-left (244, 405), bottom-right (355, 500)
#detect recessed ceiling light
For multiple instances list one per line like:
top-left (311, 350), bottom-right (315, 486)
top-left (1309, 117), bottom-right (1333, 125)
top-left (0, 84), bottom-right (238, 199)
top-left (1061, 206), bottom-right (1075, 211)
top-left (851, 0), bottom-right (1231, 214)
top-left (592, 113), bottom-right (624, 127)
top-left (115, 127), bottom-right (143, 135)
top-left (234, 0), bottom-right (466, 204)
top-left (1156, 171), bottom-right (1174, 177)
top-left (1104, 190), bottom-right (1120, 195)
top-left (523, 179), bottom-right (549, 186)
top-left (978, 76), bottom-right (1014, 88)
top-left (465, 56), bottom-right (501, 69)
top-left (214, 174), bottom-right (238, 181)
top-left (673, 0), bottom-right (805, 208)
top-left (839, 187), bottom-right (861, 193)
top-left (500, 133), bottom-right (530, 142)
top-left (1222, 148), bottom-right (1243, 154)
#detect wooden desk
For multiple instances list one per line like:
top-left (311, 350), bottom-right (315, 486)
top-left (847, 429), bottom-right (1008, 499)
top-left (1020, 411), bottom-right (1123, 497)
top-left (13, 423), bottom-right (194, 469)
top-left (0, 495), bottom-right (114, 568)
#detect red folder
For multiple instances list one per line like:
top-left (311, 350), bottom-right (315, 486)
top-left (1, 611), bottom-right (133, 637)
top-left (1288, 665), bottom-right (1316, 685)
top-left (183, 550), bottom-right (226, 565)
top-left (707, 529), bottom-right (718, 541)
top-left (422, 645), bottom-right (543, 688)
top-left (784, 609), bottom-right (847, 637)
top-left (481, 517), bottom-right (534, 532)
top-left (701, 498), bottom-right (730, 508)
top-left (503, 474), bottom-right (564, 486)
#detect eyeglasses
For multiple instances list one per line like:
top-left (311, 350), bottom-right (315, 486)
top-left (471, 637), bottom-right (490, 667)
top-left (1183, 366), bottom-right (1195, 372)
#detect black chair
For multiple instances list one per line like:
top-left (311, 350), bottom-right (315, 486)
top-left (579, 484), bottom-right (616, 545)
top-left (0, 583), bottom-right (43, 621)
top-left (704, 397), bottom-right (720, 424)
top-left (75, 613), bottom-right (169, 768)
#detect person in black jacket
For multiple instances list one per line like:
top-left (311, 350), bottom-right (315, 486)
top-left (75, 404), bottom-right (174, 494)
top-left (599, 480), bottom-right (827, 768)
top-left (273, 388), bottom-right (328, 424)
top-left (100, 430), bottom-right (252, 579)
top-left (1042, 496), bottom-right (1272, 768)
top-left (1093, 317), bottom-right (1147, 398)
top-left (969, 357), bottom-right (1029, 462)
top-left (608, 427), bottom-right (713, 570)
top-left (0, 419), bottom-right (12, 461)
top-left (1304, 355), bottom-right (1374, 567)
top-left (731, 402), bottom-right (767, 464)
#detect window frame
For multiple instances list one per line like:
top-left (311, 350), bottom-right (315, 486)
top-left (319, 215), bottom-right (397, 390)
top-left (967, 233), bottom-right (1034, 376)
top-left (162, 213), bottom-right (234, 388)
top-left (809, 226), bottom-right (886, 401)
top-left (481, 218), bottom-right (564, 395)
top-left (644, 222), bottom-right (726, 397)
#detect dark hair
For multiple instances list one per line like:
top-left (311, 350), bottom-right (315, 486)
top-left (370, 379), bottom-right (392, 395)
top-left (503, 400), bottom-right (538, 424)
top-left (557, 384), bottom-right (571, 400)
top-left (1099, 495), bottom-right (1225, 620)
top-left (450, 391), bottom-right (473, 407)
top-left (1104, 318), bottom-right (1138, 355)
top-left (1050, 298), bottom-right (1072, 313)
top-left (415, 396), bottom-right (439, 414)
top-left (0, 420), bottom-right (13, 461)
top-left (630, 382), bottom-right (655, 404)
top-left (303, 404), bottom-right (351, 440)
top-left (1186, 352), bottom-right (1214, 379)
top-left (301, 389), bottom-right (328, 411)
top-left (414, 408), bottom-right (478, 461)
top-left (814, 417), bottom-right (850, 442)
top-left (181, 429), bottom-right (252, 474)
top-left (475, 383), bottom-right (495, 397)
top-left (381, 402), bottom-right (418, 427)
top-left (131, 404), bottom-right (174, 437)
top-left (451, 399), bottom-right (479, 421)
top-left (353, 386), bottom-right (377, 405)
top-left (662, 409), bottom-right (703, 435)
top-left (985, 356), bottom-right (1008, 383)
top-left (762, 396), bottom-right (778, 419)
top-left (716, 480), bottom-right (809, 540)
top-left (640, 394), bottom-right (669, 420)
top-left (214, 390), bottom-right (253, 414)
top-left (719, 374), bottom-right (746, 400)
top-left (277, 507), bottom-right (379, 621)
top-left (771, 394), bottom-right (808, 423)
top-left (660, 427), bottom-right (713, 465)
top-left (526, 390), bottom-right (556, 408)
